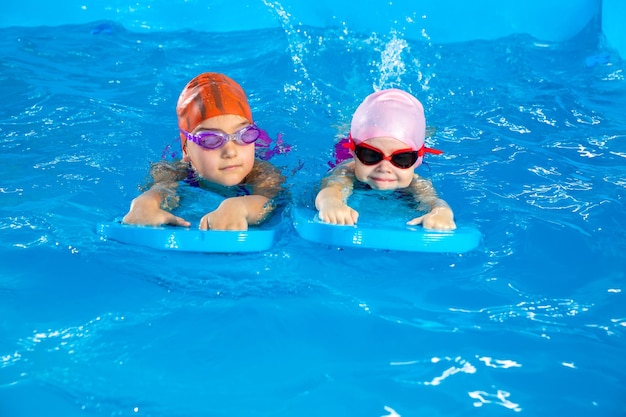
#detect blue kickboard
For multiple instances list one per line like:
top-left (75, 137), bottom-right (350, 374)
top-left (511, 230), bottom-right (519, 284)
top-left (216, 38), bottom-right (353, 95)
top-left (292, 207), bottom-right (481, 253)
top-left (97, 222), bottom-right (277, 253)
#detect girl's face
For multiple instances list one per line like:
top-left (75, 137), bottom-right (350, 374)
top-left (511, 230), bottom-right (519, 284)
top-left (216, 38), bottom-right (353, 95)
top-left (182, 114), bottom-right (255, 186)
top-left (352, 136), bottom-right (416, 190)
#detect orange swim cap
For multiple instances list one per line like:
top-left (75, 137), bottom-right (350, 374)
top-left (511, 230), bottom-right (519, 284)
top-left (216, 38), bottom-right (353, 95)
top-left (176, 73), bottom-right (253, 150)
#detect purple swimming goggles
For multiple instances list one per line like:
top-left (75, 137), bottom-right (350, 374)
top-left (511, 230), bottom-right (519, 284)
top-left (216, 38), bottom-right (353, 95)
top-left (180, 124), bottom-right (262, 150)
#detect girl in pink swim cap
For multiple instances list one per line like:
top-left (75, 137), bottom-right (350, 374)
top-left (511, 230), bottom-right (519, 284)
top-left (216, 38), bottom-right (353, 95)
top-left (315, 88), bottom-right (456, 229)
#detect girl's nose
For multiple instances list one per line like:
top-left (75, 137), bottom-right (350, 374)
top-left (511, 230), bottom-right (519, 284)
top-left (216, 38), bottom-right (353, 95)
top-left (375, 160), bottom-right (393, 172)
top-left (220, 141), bottom-right (238, 158)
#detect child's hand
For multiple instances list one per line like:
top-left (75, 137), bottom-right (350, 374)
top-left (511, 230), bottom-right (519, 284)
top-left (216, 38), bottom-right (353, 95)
top-left (199, 198), bottom-right (249, 231)
top-left (122, 194), bottom-right (190, 227)
top-left (407, 207), bottom-right (456, 230)
top-left (318, 202), bottom-right (359, 226)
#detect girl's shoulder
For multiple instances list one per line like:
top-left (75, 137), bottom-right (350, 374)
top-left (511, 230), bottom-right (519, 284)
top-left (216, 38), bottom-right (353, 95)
top-left (329, 160), bottom-right (355, 173)
top-left (249, 158), bottom-right (283, 178)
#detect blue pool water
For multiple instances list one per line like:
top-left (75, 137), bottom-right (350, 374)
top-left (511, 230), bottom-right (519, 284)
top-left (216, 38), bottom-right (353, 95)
top-left (1, 11), bottom-right (626, 417)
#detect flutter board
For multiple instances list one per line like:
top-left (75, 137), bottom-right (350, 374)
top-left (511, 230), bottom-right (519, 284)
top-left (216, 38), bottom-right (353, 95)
top-left (97, 221), bottom-right (279, 253)
top-left (292, 206), bottom-right (481, 253)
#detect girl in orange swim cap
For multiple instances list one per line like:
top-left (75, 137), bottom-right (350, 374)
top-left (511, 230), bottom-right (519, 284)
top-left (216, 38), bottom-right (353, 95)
top-left (315, 88), bottom-right (456, 230)
top-left (123, 72), bottom-right (285, 231)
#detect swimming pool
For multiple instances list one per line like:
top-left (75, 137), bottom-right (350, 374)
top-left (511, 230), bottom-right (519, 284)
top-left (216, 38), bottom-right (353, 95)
top-left (1, 1), bottom-right (625, 416)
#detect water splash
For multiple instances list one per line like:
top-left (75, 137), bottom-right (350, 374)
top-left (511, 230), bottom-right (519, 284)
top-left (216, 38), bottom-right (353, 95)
top-left (261, 0), bottom-right (323, 103)
top-left (373, 34), bottom-right (410, 91)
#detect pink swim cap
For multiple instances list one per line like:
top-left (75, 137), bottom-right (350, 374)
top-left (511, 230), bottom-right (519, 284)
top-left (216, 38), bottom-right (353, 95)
top-left (351, 88), bottom-right (426, 150)
top-left (349, 88), bottom-right (442, 167)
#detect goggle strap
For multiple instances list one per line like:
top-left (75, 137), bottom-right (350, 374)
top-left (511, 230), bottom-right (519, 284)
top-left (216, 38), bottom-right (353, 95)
top-left (343, 135), bottom-right (356, 151)
top-left (419, 146), bottom-right (444, 156)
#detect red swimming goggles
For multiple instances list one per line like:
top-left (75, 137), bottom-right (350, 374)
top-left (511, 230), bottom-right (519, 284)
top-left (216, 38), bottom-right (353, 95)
top-left (345, 135), bottom-right (443, 169)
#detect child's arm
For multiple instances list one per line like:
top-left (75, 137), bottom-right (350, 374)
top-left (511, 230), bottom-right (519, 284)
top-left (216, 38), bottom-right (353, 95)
top-left (406, 175), bottom-right (456, 230)
top-left (122, 161), bottom-right (191, 227)
top-left (199, 159), bottom-right (284, 231)
top-left (315, 162), bottom-right (359, 225)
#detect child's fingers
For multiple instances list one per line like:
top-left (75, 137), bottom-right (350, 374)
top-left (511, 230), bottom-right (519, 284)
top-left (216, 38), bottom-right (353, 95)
top-left (422, 215), bottom-right (457, 230)
top-left (162, 213), bottom-right (190, 228)
top-left (350, 209), bottom-right (359, 224)
top-left (426, 219), bottom-right (457, 230)
top-left (169, 215), bottom-right (190, 228)
top-left (199, 214), bottom-right (211, 230)
top-left (319, 209), bottom-right (357, 225)
top-left (407, 215), bottom-right (425, 226)
top-left (336, 214), bottom-right (355, 225)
